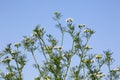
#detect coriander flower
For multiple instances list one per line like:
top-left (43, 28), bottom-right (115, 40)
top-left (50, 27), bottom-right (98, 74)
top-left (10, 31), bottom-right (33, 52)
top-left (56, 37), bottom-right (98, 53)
top-left (0, 58), bottom-right (14, 63)
top-left (14, 42), bottom-right (21, 47)
top-left (96, 72), bottom-right (105, 78)
top-left (83, 29), bottom-right (89, 33)
top-left (85, 45), bottom-right (92, 50)
top-left (83, 28), bottom-right (95, 35)
top-left (31, 32), bottom-right (37, 37)
top-left (11, 51), bottom-right (17, 54)
top-left (84, 59), bottom-right (94, 64)
top-left (95, 54), bottom-right (102, 59)
top-left (45, 46), bottom-right (52, 50)
top-left (5, 72), bottom-right (14, 77)
top-left (78, 24), bottom-right (85, 28)
top-left (111, 68), bottom-right (120, 72)
top-left (66, 18), bottom-right (73, 23)
top-left (54, 46), bottom-right (62, 50)
top-left (46, 77), bottom-right (50, 80)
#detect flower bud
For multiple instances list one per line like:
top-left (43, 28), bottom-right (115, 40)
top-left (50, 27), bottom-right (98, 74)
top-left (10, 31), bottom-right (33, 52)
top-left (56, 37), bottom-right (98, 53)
top-left (14, 42), bottom-right (21, 47)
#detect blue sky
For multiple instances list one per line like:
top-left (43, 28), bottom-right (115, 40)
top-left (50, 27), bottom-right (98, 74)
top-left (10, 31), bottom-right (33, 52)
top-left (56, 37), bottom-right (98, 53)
top-left (0, 0), bottom-right (120, 79)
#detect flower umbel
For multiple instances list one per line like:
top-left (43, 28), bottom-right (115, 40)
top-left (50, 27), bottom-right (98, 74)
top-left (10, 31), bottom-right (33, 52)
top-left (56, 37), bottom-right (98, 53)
top-left (96, 72), bottom-right (105, 78)
top-left (54, 46), bottom-right (62, 50)
top-left (95, 54), bottom-right (102, 59)
top-left (78, 24), bottom-right (85, 29)
top-left (85, 45), bottom-right (92, 50)
top-left (111, 68), bottom-right (120, 72)
top-left (66, 18), bottom-right (73, 23)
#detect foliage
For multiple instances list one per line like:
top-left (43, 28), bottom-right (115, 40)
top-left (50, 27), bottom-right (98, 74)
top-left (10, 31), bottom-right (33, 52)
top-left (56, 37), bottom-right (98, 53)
top-left (0, 12), bottom-right (120, 80)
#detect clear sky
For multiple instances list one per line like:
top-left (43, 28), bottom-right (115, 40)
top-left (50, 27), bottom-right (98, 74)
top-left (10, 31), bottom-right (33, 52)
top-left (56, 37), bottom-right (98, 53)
top-left (0, 0), bottom-right (120, 80)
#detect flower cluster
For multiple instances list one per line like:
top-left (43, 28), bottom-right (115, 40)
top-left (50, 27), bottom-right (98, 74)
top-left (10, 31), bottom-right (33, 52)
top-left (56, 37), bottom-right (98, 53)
top-left (66, 18), bottom-right (73, 23)
top-left (95, 54), bottom-right (102, 59)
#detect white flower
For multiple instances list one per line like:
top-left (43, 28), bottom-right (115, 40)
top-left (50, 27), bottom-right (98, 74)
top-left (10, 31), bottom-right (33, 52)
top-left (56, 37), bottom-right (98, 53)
top-left (84, 59), bottom-right (94, 63)
top-left (111, 68), bottom-right (120, 72)
top-left (96, 73), bottom-right (105, 77)
top-left (31, 32), bottom-right (37, 36)
top-left (11, 51), bottom-right (17, 54)
top-left (14, 42), bottom-right (21, 47)
top-left (83, 29), bottom-right (89, 33)
top-left (62, 53), bottom-right (65, 57)
top-left (46, 77), bottom-right (50, 80)
top-left (95, 54), bottom-right (102, 59)
top-left (66, 18), bottom-right (73, 22)
top-left (78, 24), bottom-right (85, 28)
top-left (54, 46), bottom-right (62, 50)
top-left (85, 45), bottom-right (92, 50)
top-left (0, 58), bottom-right (14, 63)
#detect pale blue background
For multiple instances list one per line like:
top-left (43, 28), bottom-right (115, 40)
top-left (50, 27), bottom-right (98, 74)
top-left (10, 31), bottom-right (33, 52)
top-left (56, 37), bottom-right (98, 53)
top-left (0, 0), bottom-right (120, 80)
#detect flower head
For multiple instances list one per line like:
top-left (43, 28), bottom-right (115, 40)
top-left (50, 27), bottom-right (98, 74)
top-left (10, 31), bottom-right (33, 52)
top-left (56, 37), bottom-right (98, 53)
top-left (85, 45), bottom-right (92, 50)
top-left (14, 42), bottom-right (21, 47)
top-left (84, 59), bottom-right (94, 64)
top-left (0, 57), bottom-right (14, 63)
top-left (96, 73), bottom-right (105, 78)
top-left (83, 28), bottom-right (95, 35)
top-left (78, 24), bottom-right (85, 29)
top-left (95, 54), bottom-right (102, 59)
top-left (111, 68), bottom-right (120, 72)
top-left (54, 46), bottom-right (62, 50)
top-left (11, 51), bottom-right (17, 54)
top-left (66, 18), bottom-right (73, 23)
top-left (45, 46), bottom-right (52, 51)
top-left (5, 72), bottom-right (14, 77)
top-left (84, 29), bottom-right (90, 33)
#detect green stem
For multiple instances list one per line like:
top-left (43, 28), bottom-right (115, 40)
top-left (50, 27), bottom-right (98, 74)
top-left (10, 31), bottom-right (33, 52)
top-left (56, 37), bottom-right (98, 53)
top-left (61, 31), bottom-right (64, 47)
top-left (10, 50), bottom-right (22, 80)
top-left (76, 50), bottom-right (81, 79)
top-left (108, 63), bottom-right (112, 80)
top-left (63, 61), bottom-right (70, 80)
top-left (38, 37), bottom-right (57, 76)
top-left (7, 63), bottom-right (13, 80)
top-left (80, 47), bottom-right (87, 80)
top-left (64, 41), bottom-right (74, 80)
top-left (38, 37), bottom-right (48, 62)
top-left (98, 59), bottom-right (100, 71)
top-left (15, 48), bottom-right (22, 80)
top-left (56, 20), bottom-right (64, 47)
top-left (80, 38), bottom-right (89, 79)
top-left (15, 58), bottom-right (22, 80)
top-left (31, 50), bottom-right (42, 76)
top-left (82, 58), bottom-right (87, 79)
